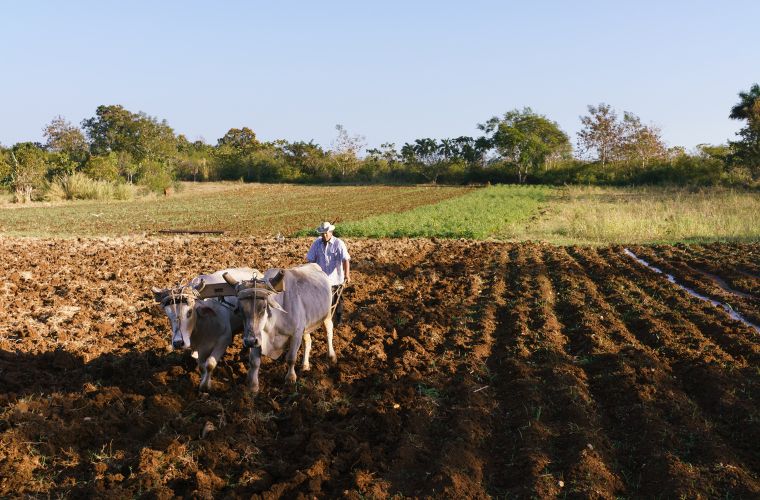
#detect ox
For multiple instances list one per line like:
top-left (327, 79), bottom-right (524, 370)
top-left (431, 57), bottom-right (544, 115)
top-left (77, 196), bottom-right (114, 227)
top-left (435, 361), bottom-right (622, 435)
top-left (223, 263), bottom-right (336, 393)
top-left (152, 267), bottom-right (259, 391)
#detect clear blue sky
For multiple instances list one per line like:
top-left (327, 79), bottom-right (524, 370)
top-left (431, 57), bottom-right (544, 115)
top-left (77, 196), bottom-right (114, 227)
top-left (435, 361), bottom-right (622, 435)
top-left (1, 1), bottom-right (757, 152)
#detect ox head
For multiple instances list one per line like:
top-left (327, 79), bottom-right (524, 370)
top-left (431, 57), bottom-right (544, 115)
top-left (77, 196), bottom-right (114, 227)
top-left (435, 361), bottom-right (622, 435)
top-left (223, 270), bottom-right (286, 349)
top-left (152, 281), bottom-right (206, 350)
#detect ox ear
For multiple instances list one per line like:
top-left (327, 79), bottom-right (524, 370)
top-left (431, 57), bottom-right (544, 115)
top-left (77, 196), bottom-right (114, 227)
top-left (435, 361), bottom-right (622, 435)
top-left (269, 270), bottom-right (286, 292)
top-left (196, 305), bottom-right (216, 317)
top-left (267, 295), bottom-right (287, 313)
top-left (151, 287), bottom-right (167, 302)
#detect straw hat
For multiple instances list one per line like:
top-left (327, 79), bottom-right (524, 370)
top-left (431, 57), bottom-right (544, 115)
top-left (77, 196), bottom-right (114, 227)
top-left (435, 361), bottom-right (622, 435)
top-left (316, 221), bottom-right (336, 233)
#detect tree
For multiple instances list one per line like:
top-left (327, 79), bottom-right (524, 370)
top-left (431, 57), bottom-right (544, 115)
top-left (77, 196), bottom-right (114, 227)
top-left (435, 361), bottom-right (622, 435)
top-left (366, 142), bottom-right (400, 164)
top-left (728, 83), bottom-right (760, 177)
top-left (82, 105), bottom-right (177, 187)
top-left (364, 143), bottom-right (400, 181)
top-left (279, 141), bottom-right (333, 180)
top-left (454, 136), bottom-right (491, 171)
top-left (177, 139), bottom-right (213, 182)
top-left (84, 153), bottom-right (120, 181)
top-left (331, 124), bottom-right (365, 178)
top-left (216, 127), bottom-right (259, 152)
top-left (401, 138), bottom-right (448, 183)
top-left (577, 103), bottom-right (622, 167)
top-left (480, 108), bottom-right (571, 183)
top-left (82, 105), bottom-right (177, 164)
top-left (6, 143), bottom-right (48, 202)
top-left (116, 151), bottom-right (138, 184)
top-left (696, 143), bottom-right (730, 161)
top-left (43, 116), bottom-right (88, 164)
top-left (729, 83), bottom-right (760, 121)
top-left (619, 112), bottom-right (666, 169)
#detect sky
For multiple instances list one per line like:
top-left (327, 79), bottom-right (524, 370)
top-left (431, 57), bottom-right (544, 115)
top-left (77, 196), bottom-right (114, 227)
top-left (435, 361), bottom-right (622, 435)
top-left (1, 1), bottom-right (758, 152)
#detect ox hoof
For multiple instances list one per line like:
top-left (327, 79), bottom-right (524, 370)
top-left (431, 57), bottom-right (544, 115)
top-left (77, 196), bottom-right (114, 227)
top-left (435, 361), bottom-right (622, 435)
top-left (286, 372), bottom-right (297, 384)
top-left (329, 354), bottom-right (337, 365)
top-left (302, 363), bottom-right (311, 372)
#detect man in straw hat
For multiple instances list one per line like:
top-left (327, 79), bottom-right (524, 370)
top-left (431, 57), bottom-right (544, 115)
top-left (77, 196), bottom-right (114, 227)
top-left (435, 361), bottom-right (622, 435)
top-left (307, 221), bottom-right (351, 325)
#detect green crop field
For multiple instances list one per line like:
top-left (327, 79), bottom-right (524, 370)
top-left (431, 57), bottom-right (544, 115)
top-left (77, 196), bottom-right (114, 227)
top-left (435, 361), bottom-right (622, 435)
top-left (331, 184), bottom-right (551, 239)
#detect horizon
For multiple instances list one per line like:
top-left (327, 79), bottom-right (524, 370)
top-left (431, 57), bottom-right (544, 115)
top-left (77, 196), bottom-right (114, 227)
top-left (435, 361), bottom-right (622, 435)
top-left (1, 1), bottom-right (757, 152)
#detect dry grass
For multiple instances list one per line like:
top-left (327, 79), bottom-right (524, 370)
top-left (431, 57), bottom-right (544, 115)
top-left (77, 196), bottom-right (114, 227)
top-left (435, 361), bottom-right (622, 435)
top-left (522, 185), bottom-right (760, 244)
top-left (45, 173), bottom-right (137, 201)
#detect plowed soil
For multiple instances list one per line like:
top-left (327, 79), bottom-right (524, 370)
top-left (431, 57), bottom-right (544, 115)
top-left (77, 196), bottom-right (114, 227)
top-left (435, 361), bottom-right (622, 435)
top-left (0, 237), bottom-right (758, 498)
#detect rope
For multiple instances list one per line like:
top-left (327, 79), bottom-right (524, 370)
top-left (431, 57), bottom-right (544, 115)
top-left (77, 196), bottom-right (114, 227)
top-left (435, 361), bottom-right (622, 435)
top-left (329, 283), bottom-right (345, 319)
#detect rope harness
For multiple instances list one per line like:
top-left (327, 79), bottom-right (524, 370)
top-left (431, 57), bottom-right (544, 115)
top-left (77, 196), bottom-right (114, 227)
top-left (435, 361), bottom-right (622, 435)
top-left (236, 278), bottom-right (280, 347)
top-left (330, 284), bottom-right (345, 319)
top-left (159, 284), bottom-right (200, 344)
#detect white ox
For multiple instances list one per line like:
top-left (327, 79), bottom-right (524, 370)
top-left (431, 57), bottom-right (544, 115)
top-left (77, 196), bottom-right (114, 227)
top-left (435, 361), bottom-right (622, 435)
top-left (223, 263), bottom-right (336, 393)
top-left (152, 267), bottom-right (259, 391)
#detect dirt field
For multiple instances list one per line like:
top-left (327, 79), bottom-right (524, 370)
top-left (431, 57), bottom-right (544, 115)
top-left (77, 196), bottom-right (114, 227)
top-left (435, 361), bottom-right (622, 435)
top-left (0, 237), bottom-right (758, 498)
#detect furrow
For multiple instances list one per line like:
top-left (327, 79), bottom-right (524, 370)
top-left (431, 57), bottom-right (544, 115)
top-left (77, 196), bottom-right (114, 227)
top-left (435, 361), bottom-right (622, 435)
top-left (659, 245), bottom-right (759, 298)
top-left (539, 246), bottom-right (627, 498)
top-left (572, 247), bottom-right (760, 479)
top-left (421, 242), bottom-right (510, 498)
top-left (606, 247), bottom-right (759, 365)
top-left (634, 245), bottom-right (760, 326)
top-left (483, 245), bottom-right (566, 498)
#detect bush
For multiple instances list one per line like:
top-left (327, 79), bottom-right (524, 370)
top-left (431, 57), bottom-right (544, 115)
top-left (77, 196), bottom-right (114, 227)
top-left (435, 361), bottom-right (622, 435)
top-left (112, 181), bottom-right (137, 200)
top-left (84, 153), bottom-right (120, 182)
top-left (138, 160), bottom-right (174, 193)
top-left (45, 172), bottom-right (136, 201)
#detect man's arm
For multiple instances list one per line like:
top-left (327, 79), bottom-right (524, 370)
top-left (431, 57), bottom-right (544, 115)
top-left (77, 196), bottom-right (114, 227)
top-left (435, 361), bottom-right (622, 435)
top-left (306, 241), bottom-right (316, 263)
top-left (342, 259), bottom-right (351, 283)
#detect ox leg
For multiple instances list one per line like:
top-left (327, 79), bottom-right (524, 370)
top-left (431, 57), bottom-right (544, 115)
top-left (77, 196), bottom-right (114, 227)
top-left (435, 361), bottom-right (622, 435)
top-left (201, 339), bottom-right (227, 392)
top-left (202, 356), bottom-right (217, 392)
top-left (206, 331), bottom-right (232, 391)
top-left (324, 317), bottom-right (337, 364)
top-left (302, 332), bottom-right (312, 371)
top-left (198, 352), bottom-right (210, 392)
top-left (286, 329), bottom-right (304, 384)
top-left (247, 346), bottom-right (262, 394)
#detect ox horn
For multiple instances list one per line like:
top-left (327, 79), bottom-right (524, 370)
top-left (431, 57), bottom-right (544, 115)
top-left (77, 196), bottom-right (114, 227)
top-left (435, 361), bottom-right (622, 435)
top-left (222, 272), bottom-right (239, 286)
top-left (268, 270), bottom-right (286, 292)
top-left (151, 286), bottom-right (167, 302)
top-left (193, 278), bottom-right (206, 294)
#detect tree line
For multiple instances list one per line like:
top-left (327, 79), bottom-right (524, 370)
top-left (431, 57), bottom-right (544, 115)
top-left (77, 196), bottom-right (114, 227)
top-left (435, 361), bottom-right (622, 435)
top-left (1, 84), bottom-right (758, 202)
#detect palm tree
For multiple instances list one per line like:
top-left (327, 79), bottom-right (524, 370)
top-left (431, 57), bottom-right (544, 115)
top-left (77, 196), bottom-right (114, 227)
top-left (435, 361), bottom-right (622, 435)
top-left (729, 83), bottom-right (760, 120)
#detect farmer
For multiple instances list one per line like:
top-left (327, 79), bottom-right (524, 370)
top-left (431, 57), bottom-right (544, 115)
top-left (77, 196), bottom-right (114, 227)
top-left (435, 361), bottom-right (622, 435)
top-left (306, 221), bottom-right (351, 325)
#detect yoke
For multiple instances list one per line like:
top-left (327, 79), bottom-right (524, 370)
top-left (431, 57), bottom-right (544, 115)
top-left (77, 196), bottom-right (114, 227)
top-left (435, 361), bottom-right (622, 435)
top-left (194, 269), bottom-right (263, 299)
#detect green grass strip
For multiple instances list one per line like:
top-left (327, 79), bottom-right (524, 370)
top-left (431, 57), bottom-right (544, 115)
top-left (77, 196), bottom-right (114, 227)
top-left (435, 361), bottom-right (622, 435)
top-left (320, 184), bottom-right (552, 239)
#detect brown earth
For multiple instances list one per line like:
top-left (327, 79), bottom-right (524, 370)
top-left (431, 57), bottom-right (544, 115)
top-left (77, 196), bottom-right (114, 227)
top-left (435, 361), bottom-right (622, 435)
top-left (0, 237), bottom-right (758, 498)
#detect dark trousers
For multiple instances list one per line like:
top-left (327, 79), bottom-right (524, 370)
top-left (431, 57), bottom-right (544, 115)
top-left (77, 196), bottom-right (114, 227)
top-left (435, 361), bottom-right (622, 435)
top-left (331, 285), bottom-right (343, 325)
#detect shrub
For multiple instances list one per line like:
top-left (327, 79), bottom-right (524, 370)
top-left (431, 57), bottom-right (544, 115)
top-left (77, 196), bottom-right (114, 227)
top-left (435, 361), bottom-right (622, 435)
top-left (45, 172), bottom-right (136, 201)
top-left (84, 153), bottom-right (120, 182)
top-left (138, 160), bottom-right (174, 193)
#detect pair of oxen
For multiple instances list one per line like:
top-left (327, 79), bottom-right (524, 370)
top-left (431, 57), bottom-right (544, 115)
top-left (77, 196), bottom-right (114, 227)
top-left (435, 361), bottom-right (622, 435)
top-left (151, 263), bottom-right (337, 393)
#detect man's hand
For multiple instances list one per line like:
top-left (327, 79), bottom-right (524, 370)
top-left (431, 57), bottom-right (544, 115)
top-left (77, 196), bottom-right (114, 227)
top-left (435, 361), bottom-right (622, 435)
top-left (343, 259), bottom-right (351, 285)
